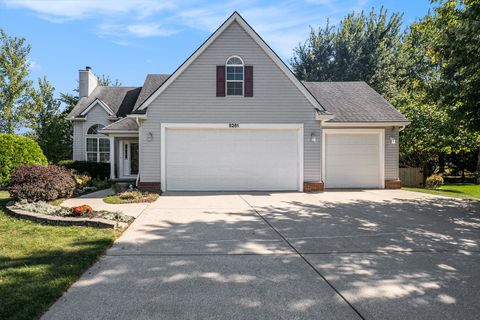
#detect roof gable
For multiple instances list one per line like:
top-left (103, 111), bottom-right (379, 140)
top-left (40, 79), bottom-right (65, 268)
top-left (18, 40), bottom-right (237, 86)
top-left (136, 12), bottom-right (324, 111)
top-left (67, 86), bottom-right (141, 119)
top-left (80, 98), bottom-right (114, 117)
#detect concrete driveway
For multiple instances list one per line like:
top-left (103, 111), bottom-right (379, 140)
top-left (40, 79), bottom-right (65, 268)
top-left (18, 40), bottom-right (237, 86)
top-left (42, 190), bottom-right (480, 320)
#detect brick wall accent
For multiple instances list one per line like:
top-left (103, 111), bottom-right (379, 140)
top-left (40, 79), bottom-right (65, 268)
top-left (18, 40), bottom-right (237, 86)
top-left (303, 181), bottom-right (325, 192)
top-left (385, 180), bottom-right (401, 189)
top-left (137, 182), bottom-right (161, 192)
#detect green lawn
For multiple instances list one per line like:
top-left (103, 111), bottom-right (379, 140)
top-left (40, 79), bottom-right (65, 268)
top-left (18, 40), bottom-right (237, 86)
top-left (0, 191), bottom-right (119, 320)
top-left (103, 190), bottom-right (159, 204)
top-left (404, 183), bottom-right (480, 201)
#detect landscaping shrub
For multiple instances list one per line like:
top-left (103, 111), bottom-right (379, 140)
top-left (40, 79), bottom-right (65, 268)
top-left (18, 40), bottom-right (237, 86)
top-left (9, 165), bottom-right (76, 202)
top-left (58, 160), bottom-right (110, 180)
top-left (71, 205), bottom-right (93, 216)
top-left (426, 174), bottom-right (444, 189)
top-left (14, 200), bottom-right (71, 216)
top-left (0, 133), bottom-right (48, 187)
top-left (91, 179), bottom-right (111, 190)
top-left (73, 173), bottom-right (92, 188)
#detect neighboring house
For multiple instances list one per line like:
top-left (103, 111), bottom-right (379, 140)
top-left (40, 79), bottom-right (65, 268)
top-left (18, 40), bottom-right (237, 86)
top-left (67, 12), bottom-right (409, 192)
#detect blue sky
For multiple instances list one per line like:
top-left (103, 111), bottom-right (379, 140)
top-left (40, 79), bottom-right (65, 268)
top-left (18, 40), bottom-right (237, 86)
top-left (0, 0), bottom-right (432, 98)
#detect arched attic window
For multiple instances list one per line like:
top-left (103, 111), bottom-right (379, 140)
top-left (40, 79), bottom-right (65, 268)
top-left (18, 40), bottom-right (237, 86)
top-left (226, 56), bottom-right (244, 96)
top-left (86, 124), bottom-right (110, 162)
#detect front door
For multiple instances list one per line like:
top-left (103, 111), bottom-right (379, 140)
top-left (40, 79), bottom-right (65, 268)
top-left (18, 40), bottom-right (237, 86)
top-left (122, 141), bottom-right (139, 177)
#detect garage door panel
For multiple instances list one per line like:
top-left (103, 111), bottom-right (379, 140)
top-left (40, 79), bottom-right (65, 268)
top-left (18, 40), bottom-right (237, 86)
top-left (165, 128), bottom-right (299, 191)
top-left (325, 132), bottom-right (382, 189)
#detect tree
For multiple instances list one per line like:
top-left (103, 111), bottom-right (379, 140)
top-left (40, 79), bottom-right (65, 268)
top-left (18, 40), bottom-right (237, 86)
top-left (0, 29), bottom-right (32, 133)
top-left (23, 77), bottom-right (71, 162)
top-left (59, 92), bottom-right (79, 115)
top-left (422, 0), bottom-right (480, 181)
top-left (291, 7), bottom-right (403, 99)
top-left (395, 8), bottom-right (479, 180)
top-left (97, 74), bottom-right (121, 87)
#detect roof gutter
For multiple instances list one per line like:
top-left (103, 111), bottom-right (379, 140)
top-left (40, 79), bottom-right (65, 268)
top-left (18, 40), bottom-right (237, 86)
top-left (126, 114), bottom-right (147, 123)
top-left (66, 117), bottom-right (86, 121)
top-left (322, 121), bottom-right (410, 127)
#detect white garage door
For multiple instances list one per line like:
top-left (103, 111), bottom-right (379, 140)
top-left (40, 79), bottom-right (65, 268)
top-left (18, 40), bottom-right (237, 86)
top-left (164, 126), bottom-right (301, 191)
top-left (325, 131), bottom-right (383, 188)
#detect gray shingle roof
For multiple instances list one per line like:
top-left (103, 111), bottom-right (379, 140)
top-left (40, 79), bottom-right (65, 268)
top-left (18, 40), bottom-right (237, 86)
top-left (67, 86), bottom-right (141, 118)
top-left (133, 74), bottom-right (170, 111)
top-left (101, 117), bottom-right (138, 132)
top-left (303, 81), bottom-right (408, 123)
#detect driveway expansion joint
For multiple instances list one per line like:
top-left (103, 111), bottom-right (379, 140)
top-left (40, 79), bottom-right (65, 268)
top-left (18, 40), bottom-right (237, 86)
top-left (238, 195), bottom-right (366, 320)
top-left (105, 252), bottom-right (299, 257)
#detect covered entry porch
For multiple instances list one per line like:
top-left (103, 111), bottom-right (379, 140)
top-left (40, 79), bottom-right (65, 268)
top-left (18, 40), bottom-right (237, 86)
top-left (100, 118), bottom-right (140, 181)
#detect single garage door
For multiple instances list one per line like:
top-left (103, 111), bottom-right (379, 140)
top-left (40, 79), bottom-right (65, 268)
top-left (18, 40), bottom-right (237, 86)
top-left (164, 126), bottom-right (301, 191)
top-left (325, 131), bottom-right (383, 188)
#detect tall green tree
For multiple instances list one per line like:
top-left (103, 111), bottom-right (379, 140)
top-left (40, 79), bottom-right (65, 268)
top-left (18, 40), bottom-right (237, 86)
top-left (395, 4), bottom-right (479, 179)
top-left (291, 7), bottom-right (403, 99)
top-left (0, 29), bottom-right (32, 133)
top-left (422, 0), bottom-right (480, 180)
top-left (23, 77), bottom-right (71, 162)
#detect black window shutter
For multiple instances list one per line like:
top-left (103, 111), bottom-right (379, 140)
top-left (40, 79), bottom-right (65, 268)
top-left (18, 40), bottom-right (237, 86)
top-left (216, 66), bottom-right (225, 97)
top-left (244, 66), bottom-right (253, 97)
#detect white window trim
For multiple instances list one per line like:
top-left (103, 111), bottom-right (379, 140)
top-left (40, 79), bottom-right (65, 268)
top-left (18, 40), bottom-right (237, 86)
top-left (226, 55), bottom-right (244, 96)
top-left (160, 123), bottom-right (304, 192)
top-left (321, 128), bottom-right (385, 189)
top-left (86, 124), bottom-right (110, 163)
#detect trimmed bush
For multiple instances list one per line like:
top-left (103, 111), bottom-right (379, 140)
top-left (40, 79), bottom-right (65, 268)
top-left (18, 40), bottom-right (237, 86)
top-left (426, 174), bottom-right (444, 189)
top-left (9, 165), bottom-right (76, 202)
top-left (58, 160), bottom-right (110, 180)
top-left (0, 133), bottom-right (48, 187)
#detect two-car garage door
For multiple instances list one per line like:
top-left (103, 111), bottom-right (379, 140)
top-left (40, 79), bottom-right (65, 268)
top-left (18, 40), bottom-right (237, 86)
top-left (163, 125), bottom-right (302, 191)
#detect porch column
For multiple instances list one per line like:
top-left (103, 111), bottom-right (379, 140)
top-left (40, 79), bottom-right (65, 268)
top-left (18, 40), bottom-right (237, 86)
top-left (109, 136), bottom-right (115, 180)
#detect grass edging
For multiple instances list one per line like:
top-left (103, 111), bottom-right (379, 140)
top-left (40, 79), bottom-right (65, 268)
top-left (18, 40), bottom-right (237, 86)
top-left (402, 184), bottom-right (480, 201)
top-left (103, 191), bottom-right (159, 204)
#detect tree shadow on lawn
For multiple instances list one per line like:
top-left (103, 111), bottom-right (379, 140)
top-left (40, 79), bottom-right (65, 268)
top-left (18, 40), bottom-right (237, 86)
top-left (39, 194), bottom-right (480, 320)
top-left (0, 238), bottom-right (114, 320)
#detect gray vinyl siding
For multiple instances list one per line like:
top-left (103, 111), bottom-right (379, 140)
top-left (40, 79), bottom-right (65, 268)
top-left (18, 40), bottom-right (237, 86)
top-left (71, 103), bottom-right (112, 161)
top-left (140, 21), bottom-right (321, 183)
top-left (385, 127), bottom-right (399, 180)
top-left (72, 122), bottom-right (84, 160)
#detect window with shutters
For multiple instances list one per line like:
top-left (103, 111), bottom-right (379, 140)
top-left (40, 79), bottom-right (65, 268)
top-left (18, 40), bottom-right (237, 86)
top-left (226, 56), bottom-right (243, 96)
top-left (86, 124), bottom-right (110, 162)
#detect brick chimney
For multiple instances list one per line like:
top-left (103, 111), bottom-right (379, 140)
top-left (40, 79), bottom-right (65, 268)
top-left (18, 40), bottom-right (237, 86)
top-left (79, 66), bottom-right (98, 98)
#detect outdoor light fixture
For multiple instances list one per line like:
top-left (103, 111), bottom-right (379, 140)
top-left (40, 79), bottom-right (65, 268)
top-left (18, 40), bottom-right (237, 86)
top-left (310, 132), bottom-right (318, 143)
top-left (147, 132), bottom-right (154, 142)
top-left (390, 136), bottom-right (396, 145)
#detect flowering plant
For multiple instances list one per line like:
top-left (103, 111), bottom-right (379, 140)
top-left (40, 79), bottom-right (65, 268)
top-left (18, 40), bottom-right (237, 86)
top-left (71, 205), bottom-right (93, 216)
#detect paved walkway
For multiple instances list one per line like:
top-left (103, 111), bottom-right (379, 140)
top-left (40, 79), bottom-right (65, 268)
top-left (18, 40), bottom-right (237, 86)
top-left (42, 190), bottom-right (480, 319)
top-left (61, 189), bottom-right (148, 218)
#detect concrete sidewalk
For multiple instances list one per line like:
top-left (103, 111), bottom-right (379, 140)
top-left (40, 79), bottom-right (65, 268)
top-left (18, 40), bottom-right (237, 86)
top-left (60, 188), bottom-right (149, 218)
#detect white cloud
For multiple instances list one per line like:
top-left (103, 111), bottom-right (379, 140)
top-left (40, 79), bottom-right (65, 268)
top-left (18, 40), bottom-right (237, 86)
top-left (126, 23), bottom-right (179, 37)
top-left (3, 0), bottom-right (175, 21)
top-left (98, 23), bottom-right (179, 39)
top-left (3, 0), bottom-right (376, 58)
